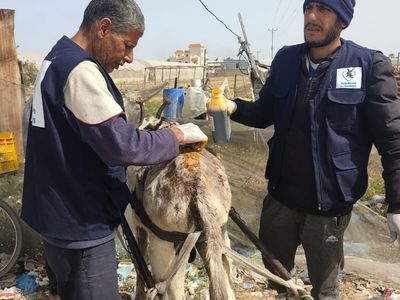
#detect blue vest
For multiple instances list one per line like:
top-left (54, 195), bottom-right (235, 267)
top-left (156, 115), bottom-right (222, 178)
top-left (22, 36), bottom-right (130, 240)
top-left (265, 40), bottom-right (375, 212)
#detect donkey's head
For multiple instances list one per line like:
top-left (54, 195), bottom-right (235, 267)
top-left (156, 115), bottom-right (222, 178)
top-left (122, 81), bottom-right (167, 126)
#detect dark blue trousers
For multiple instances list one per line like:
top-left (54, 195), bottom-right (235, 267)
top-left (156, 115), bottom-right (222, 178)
top-left (44, 239), bottom-right (120, 300)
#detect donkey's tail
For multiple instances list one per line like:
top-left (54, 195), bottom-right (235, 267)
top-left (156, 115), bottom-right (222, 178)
top-left (195, 198), bottom-right (233, 300)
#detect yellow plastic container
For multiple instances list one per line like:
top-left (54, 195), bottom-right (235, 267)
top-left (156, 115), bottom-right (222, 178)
top-left (0, 132), bottom-right (19, 174)
top-left (208, 87), bottom-right (231, 143)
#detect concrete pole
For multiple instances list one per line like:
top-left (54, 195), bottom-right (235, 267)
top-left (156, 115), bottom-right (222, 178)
top-left (268, 28), bottom-right (278, 59)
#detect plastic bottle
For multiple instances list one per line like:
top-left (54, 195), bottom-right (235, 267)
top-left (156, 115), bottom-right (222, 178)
top-left (208, 87), bottom-right (231, 143)
top-left (163, 88), bottom-right (185, 120)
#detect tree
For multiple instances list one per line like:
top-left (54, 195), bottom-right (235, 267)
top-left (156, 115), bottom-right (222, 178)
top-left (21, 60), bottom-right (38, 86)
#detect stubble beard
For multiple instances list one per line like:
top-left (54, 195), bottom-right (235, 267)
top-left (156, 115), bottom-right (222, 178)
top-left (305, 19), bottom-right (343, 48)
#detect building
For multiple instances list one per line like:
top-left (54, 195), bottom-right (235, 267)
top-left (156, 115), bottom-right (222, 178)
top-left (220, 57), bottom-right (249, 70)
top-left (168, 43), bottom-right (207, 66)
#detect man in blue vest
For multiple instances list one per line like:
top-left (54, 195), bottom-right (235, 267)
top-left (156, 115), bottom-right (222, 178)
top-left (21, 0), bottom-right (207, 299)
top-left (226, 0), bottom-right (400, 299)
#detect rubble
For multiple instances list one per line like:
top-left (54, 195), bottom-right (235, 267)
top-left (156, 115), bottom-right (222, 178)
top-left (1, 254), bottom-right (398, 300)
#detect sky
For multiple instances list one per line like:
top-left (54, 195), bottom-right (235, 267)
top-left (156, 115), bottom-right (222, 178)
top-left (1, 0), bottom-right (400, 62)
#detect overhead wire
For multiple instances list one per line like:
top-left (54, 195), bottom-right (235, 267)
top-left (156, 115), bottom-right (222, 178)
top-left (271, 0), bottom-right (283, 27)
top-left (278, 7), bottom-right (302, 37)
top-left (276, 0), bottom-right (302, 35)
top-left (197, 0), bottom-right (240, 38)
top-left (196, 0), bottom-right (261, 74)
top-left (275, 0), bottom-right (297, 29)
top-left (267, 0), bottom-right (303, 52)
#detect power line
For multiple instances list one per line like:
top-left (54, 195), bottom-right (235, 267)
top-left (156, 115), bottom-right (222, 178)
top-left (276, 1), bottom-right (302, 36)
top-left (277, 0), bottom-right (297, 27)
top-left (197, 0), bottom-right (240, 38)
top-left (278, 7), bottom-right (302, 37)
top-left (271, 0), bottom-right (283, 27)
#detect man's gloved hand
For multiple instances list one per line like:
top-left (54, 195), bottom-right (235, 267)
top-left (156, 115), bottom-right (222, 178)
top-left (172, 123), bottom-right (208, 145)
top-left (387, 213), bottom-right (400, 246)
top-left (226, 99), bottom-right (237, 115)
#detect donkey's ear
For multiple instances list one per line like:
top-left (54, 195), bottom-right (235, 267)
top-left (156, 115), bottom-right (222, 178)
top-left (122, 89), bottom-right (141, 103)
top-left (138, 81), bottom-right (168, 104)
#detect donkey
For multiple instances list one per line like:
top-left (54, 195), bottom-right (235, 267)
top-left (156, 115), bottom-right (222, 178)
top-left (123, 85), bottom-right (235, 300)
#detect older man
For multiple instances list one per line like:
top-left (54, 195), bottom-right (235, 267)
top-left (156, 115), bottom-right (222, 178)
top-left (227, 0), bottom-right (400, 299)
top-left (21, 0), bottom-right (206, 299)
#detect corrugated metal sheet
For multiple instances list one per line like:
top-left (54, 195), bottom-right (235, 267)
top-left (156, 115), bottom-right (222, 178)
top-left (0, 9), bottom-right (24, 161)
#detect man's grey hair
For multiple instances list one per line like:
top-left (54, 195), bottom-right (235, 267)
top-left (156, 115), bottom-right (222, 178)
top-left (81, 0), bottom-right (145, 34)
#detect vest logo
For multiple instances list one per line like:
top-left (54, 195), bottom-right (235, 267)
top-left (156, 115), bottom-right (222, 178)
top-left (342, 68), bottom-right (356, 81)
top-left (336, 67), bottom-right (362, 89)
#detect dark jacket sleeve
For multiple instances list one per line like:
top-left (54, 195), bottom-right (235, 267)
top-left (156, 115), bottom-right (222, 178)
top-left (365, 52), bottom-right (400, 213)
top-left (230, 80), bottom-right (275, 128)
top-left (75, 115), bottom-right (179, 167)
top-left (229, 50), bottom-right (289, 128)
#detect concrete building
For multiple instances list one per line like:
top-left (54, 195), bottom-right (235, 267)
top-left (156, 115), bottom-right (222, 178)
top-left (220, 57), bottom-right (249, 70)
top-left (169, 43), bottom-right (207, 66)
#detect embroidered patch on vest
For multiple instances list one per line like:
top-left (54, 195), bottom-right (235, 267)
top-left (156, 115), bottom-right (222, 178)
top-left (336, 67), bottom-right (362, 89)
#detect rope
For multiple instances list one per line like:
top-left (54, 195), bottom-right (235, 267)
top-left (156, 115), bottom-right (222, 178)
top-left (300, 294), bottom-right (314, 300)
top-left (146, 287), bottom-right (158, 300)
top-left (223, 247), bottom-right (311, 299)
top-left (145, 231), bottom-right (201, 299)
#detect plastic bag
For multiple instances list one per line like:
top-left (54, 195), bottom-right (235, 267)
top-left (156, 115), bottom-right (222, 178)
top-left (181, 87), bottom-right (209, 119)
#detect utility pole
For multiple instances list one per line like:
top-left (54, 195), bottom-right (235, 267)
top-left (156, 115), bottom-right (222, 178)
top-left (255, 50), bottom-right (260, 61)
top-left (268, 28), bottom-right (278, 59)
top-left (238, 13), bottom-right (264, 84)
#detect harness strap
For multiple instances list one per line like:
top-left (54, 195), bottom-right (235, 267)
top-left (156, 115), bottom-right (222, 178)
top-left (130, 192), bottom-right (190, 244)
top-left (130, 191), bottom-right (227, 246)
top-left (146, 231), bottom-right (201, 300)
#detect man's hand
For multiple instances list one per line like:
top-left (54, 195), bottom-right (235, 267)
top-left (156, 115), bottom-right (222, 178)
top-left (226, 99), bottom-right (237, 115)
top-left (207, 88), bottom-right (237, 115)
top-left (170, 123), bottom-right (208, 145)
top-left (387, 213), bottom-right (400, 246)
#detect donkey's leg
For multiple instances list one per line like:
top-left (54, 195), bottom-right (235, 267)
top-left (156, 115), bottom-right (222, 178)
top-left (147, 235), bottom-right (186, 300)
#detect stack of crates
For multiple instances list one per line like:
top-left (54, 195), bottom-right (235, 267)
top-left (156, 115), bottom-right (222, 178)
top-left (0, 132), bottom-right (19, 175)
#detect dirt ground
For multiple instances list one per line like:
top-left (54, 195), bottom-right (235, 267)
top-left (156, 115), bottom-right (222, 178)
top-left (1, 252), bottom-right (398, 299)
top-left (1, 167), bottom-right (399, 299)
